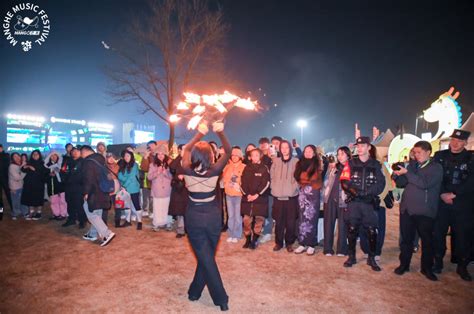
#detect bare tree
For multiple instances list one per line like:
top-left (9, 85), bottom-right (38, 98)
top-left (105, 0), bottom-right (228, 147)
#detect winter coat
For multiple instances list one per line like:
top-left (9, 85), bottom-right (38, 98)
top-left (61, 158), bottom-right (84, 192)
top-left (118, 163), bottom-right (140, 194)
top-left (82, 153), bottom-right (111, 211)
top-left (0, 152), bottom-right (10, 184)
top-left (148, 163), bottom-right (172, 198)
top-left (44, 152), bottom-right (64, 196)
top-left (241, 162), bottom-right (270, 217)
top-left (395, 159), bottom-right (443, 218)
top-left (21, 159), bottom-right (48, 206)
top-left (270, 157), bottom-right (299, 199)
top-left (222, 160), bottom-right (246, 197)
top-left (168, 156), bottom-right (188, 216)
top-left (8, 163), bottom-right (26, 191)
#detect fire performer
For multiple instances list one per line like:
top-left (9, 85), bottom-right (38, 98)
top-left (181, 120), bottom-right (231, 311)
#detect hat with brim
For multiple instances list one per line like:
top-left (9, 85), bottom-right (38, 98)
top-left (450, 129), bottom-right (470, 140)
top-left (355, 136), bottom-right (371, 145)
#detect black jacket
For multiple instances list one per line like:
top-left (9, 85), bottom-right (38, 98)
top-left (241, 163), bottom-right (270, 217)
top-left (0, 152), bottom-right (10, 184)
top-left (21, 159), bottom-right (48, 206)
top-left (168, 156), bottom-right (188, 216)
top-left (61, 157), bottom-right (84, 190)
top-left (82, 153), bottom-right (111, 211)
top-left (395, 159), bottom-right (443, 218)
top-left (347, 157), bottom-right (385, 203)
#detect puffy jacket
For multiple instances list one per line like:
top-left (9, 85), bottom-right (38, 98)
top-left (8, 163), bottom-right (26, 191)
top-left (148, 163), bottom-right (172, 198)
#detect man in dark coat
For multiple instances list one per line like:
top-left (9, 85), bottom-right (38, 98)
top-left (392, 141), bottom-right (443, 281)
top-left (433, 129), bottom-right (474, 281)
top-left (0, 144), bottom-right (12, 219)
top-left (80, 145), bottom-right (115, 247)
top-left (61, 147), bottom-right (87, 228)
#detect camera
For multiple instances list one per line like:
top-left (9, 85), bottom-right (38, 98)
top-left (391, 162), bottom-right (405, 171)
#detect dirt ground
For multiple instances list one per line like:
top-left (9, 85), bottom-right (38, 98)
top-left (0, 203), bottom-right (472, 313)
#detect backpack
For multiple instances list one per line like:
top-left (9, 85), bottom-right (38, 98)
top-left (89, 158), bottom-right (115, 194)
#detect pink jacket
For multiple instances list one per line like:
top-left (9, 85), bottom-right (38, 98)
top-left (147, 163), bottom-right (172, 198)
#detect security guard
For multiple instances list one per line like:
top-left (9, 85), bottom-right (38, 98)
top-left (341, 136), bottom-right (385, 271)
top-left (433, 129), bottom-right (474, 281)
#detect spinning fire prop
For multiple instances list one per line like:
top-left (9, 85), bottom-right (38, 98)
top-left (169, 91), bottom-right (259, 129)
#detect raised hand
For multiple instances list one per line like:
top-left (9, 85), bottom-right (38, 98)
top-left (197, 122), bottom-right (209, 135)
top-left (212, 121), bottom-right (224, 133)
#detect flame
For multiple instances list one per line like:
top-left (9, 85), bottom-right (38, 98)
top-left (174, 91), bottom-right (258, 130)
top-left (183, 92), bottom-right (201, 104)
top-left (234, 97), bottom-right (257, 110)
top-left (192, 105), bottom-right (206, 114)
top-left (218, 91), bottom-right (238, 103)
top-left (169, 114), bottom-right (181, 123)
top-left (177, 102), bottom-right (189, 110)
top-left (187, 115), bottom-right (203, 130)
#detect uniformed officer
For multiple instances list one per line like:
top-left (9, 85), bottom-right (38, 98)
top-left (433, 129), bottom-right (473, 281)
top-left (341, 136), bottom-right (386, 271)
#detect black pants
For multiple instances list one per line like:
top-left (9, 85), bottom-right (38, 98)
top-left (185, 200), bottom-right (228, 306)
top-left (272, 197), bottom-right (298, 247)
top-left (434, 202), bottom-right (473, 263)
top-left (0, 180), bottom-right (12, 210)
top-left (360, 206), bottom-right (386, 256)
top-left (65, 189), bottom-right (86, 224)
top-left (399, 211), bottom-right (434, 271)
top-left (323, 201), bottom-right (347, 255)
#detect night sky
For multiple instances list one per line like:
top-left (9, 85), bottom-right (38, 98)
top-left (1, 0), bottom-right (473, 148)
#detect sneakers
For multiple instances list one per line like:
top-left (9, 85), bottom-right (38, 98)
top-left (226, 237), bottom-right (234, 243)
top-left (259, 233), bottom-right (272, 244)
top-left (231, 238), bottom-right (238, 243)
top-left (307, 247), bottom-right (316, 255)
top-left (336, 254), bottom-right (346, 257)
top-left (100, 232), bottom-right (116, 247)
top-left (12, 216), bottom-right (18, 221)
top-left (32, 213), bottom-right (42, 220)
top-left (142, 211), bottom-right (149, 217)
top-left (25, 213), bottom-right (33, 220)
top-left (325, 253), bottom-right (333, 257)
top-left (82, 233), bottom-right (98, 241)
top-left (294, 245), bottom-right (307, 254)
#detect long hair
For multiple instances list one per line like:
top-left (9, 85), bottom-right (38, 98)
top-left (294, 145), bottom-right (320, 181)
top-left (369, 144), bottom-right (377, 160)
top-left (191, 141), bottom-right (213, 173)
top-left (119, 150), bottom-right (135, 174)
top-left (29, 150), bottom-right (43, 163)
top-left (279, 140), bottom-right (293, 161)
top-left (336, 146), bottom-right (352, 170)
top-left (10, 152), bottom-right (21, 165)
top-left (153, 153), bottom-right (170, 169)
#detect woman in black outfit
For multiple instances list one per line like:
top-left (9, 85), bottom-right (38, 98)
top-left (181, 121), bottom-right (231, 312)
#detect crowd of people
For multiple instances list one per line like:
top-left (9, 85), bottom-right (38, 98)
top-left (0, 124), bottom-right (473, 310)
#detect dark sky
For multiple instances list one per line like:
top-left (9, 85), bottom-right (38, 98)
top-left (1, 0), bottom-right (473, 148)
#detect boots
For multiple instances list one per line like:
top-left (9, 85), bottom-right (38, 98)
top-left (344, 224), bottom-right (358, 267)
top-left (367, 227), bottom-right (381, 271)
top-left (249, 234), bottom-right (260, 250)
top-left (242, 235), bottom-right (251, 249)
top-left (433, 256), bottom-right (443, 274)
top-left (114, 218), bottom-right (121, 228)
top-left (456, 259), bottom-right (472, 281)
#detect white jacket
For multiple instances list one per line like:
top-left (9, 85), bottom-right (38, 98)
top-left (9, 163), bottom-right (26, 191)
top-left (44, 151), bottom-right (63, 183)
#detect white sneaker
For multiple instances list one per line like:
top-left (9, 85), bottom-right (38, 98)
top-left (131, 216), bottom-right (137, 222)
top-left (142, 211), bottom-right (149, 217)
top-left (307, 247), bottom-right (316, 255)
top-left (294, 245), bottom-right (307, 254)
top-left (149, 214), bottom-right (153, 219)
top-left (100, 232), bottom-right (116, 247)
top-left (337, 254), bottom-right (346, 257)
top-left (259, 233), bottom-right (272, 244)
top-left (375, 255), bottom-right (381, 262)
top-left (231, 238), bottom-right (238, 243)
top-left (325, 253), bottom-right (333, 257)
top-left (226, 237), bottom-right (233, 243)
top-left (82, 234), bottom-right (98, 241)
